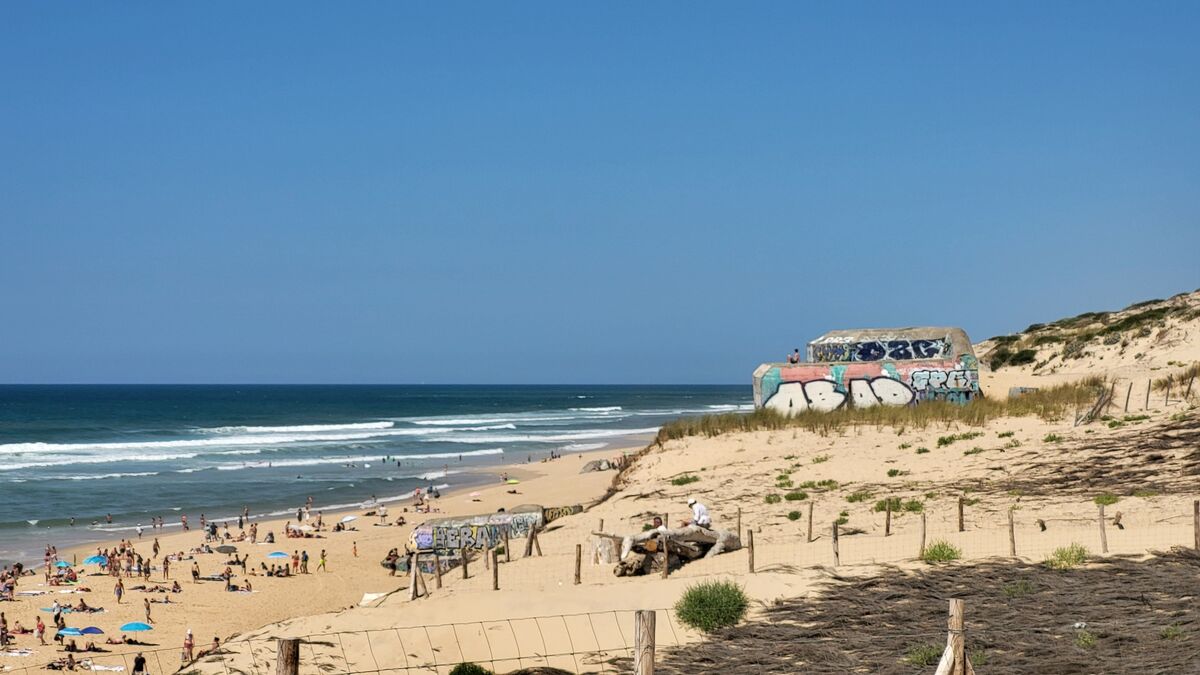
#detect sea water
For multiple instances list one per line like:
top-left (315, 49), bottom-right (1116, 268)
top-left (0, 385), bottom-right (748, 563)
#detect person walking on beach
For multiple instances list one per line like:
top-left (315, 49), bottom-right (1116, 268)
top-left (183, 629), bottom-right (194, 663)
top-left (191, 561), bottom-right (200, 584)
top-left (181, 514), bottom-right (188, 531)
top-left (352, 541), bottom-right (358, 558)
top-left (317, 549), bottom-right (327, 572)
top-left (35, 616), bottom-right (46, 645)
top-left (144, 597), bottom-right (154, 624)
top-left (300, 550), bottom-right (309, 574)
top-left (162, 556), bottom-right (170, 580)
top-left (291, 551), bottom-right (300, 574)
top-left (132, 652), bottom-right (147, 675)
top-left (114, 578), bottom-right (124, 604)
top-left (152, 538), bottom-right (160, 558)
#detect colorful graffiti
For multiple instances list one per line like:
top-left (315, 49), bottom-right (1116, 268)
top-left (408, 504), bottom-right (582, 553)
top-left (756, 358), bottom-right (979, 412)
top-left (808, 338), bottom-right (949, 363)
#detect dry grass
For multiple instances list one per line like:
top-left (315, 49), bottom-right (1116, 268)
top-left (657, 379), bottom-right (1105, 443)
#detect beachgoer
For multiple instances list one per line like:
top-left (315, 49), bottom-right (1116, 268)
top-left (788, 348), bottom-right (801, 364)
top-left (352, 541), bottom-right (358, 558)
top-left (133, 652), bottom-right (147, 674)
top-left (144, 597), bottom-right (153, 623)
top-left (114, 578), bottom-right (124, 603)
top-left (317, 549), bottom-right (327, 572)
top-left (684, 497), bottom-right (712, 528)
top-left (183, 628), bottom-right (194, 662)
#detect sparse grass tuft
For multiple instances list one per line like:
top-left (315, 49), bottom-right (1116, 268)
top-left (1094, 493), bottom-right (1119, 506)
top-left (1046, 543), bottom-right (1089, 570)
top-left (938, 431), bottom-right (985, 447)
top-left (887, 468), bottom-right (909, 477)
top-left (1074, 629), bottom-right (1097, 649)
top-left (764, 494), bottom-right (781, 505)
top-left (784, 491), bottom-right (809, 502)
top-left (997, 430), bottom-right (1015, 438)
top-left (963, 447), bottom-right (985, 456)
top-left (921, 540), bottom-right (961, 563)
top-left (787, 510), bottom-right (801, 521)
top-left (1161, 624), bottom-right (1184, 640)
top-left (873, 497), bottom-right (901, 513)
top-left (915, 447), bottom-right (930, 454)
top-left (846, 490), bottom-right (873, 503)
top-left (670, 474), bottom-right (700, 486)
top-left (1003, 579), bottom-right (1036, 598)
top-left (811, 454), bottom-right (830, 464)
top-left (903, 643), bottom-right (942, 666)
top-left (1043, 433), bottom-right (1064, 443)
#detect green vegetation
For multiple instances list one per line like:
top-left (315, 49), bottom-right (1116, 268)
top-left (921, 540), bottom-right (962, 563)
top-left (1161, 624), bottom-right (1184, 640)
top-left (674, 580), bottom-right (749, 633)
top-left (886, 468), bottom-right (909, 477)
top-left (938, 431), bottom-right (985, 447)
top-left (963, 447), bottom-right (985, 456)
top-left (1074, 630), bottom-right (1097, 649)
top-left (835, 510), bottom-right (849, 526)
top-left (764, 494), bottom-right (782, 505)
top-left (811, 454), bottom-right (830, 464)
top-left (799, 479), bottom-right (839, 491)
top-left (784, 491), bottom-right (808, 502)
top-left (670, 474), bottom-right (700, 486)
top-left (873, 497), bottom-right (901, 513)
top-left (1003, 579), bottom-right (1036, 598)
top-left (898, 443), bottom-right (911, 449)
top-left (903, 643), bottom-right (942, 666)
top-left (1093, 493), bottom-right (1119, 506)
top-left (997, 430), bottom-right (1015, 438)
top-left (655, 379), bottom-right (1105, 443)
top-left (969, 649), bottom-right (989, 667)
top-left (1046, 543), bottom-right (1089, 570)
top-left (787, 510), bottom-right (802, 521)
top-left (1043, 433), bottom-right (1064, 443)
top-left (915, 447), bottom-right (930, 454)
top-left (1132, 488), bottom-right (1158, 498)
top-left (1155, 362), bottom-right (1199, 391)
top-left (449, 664), bottom-right (492, 675)
top-left (902, 499), bottom-right (924, 512)
top-left (846, 490), bottom-right (873, 503)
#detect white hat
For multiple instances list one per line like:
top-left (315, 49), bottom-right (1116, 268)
top-left (687, 497), bottom-right (697, 506)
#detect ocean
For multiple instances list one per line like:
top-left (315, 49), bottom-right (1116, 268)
top-left (0, 385), bottom-right (748, 564)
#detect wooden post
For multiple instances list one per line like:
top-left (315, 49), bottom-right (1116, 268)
top-left (662, 512), bottom-right (668, 529)
top-left (598, 518), bottom-right (604, 532)
top-left (533, 528), bottom-right (543, 556)
top-left (1008, 508), bottom-right (1016, 558)
top-left (433, 552), bottom-right (443, 589)
top-left (1098, 504), bottom-right (1108, 554)
top-left (832, 522), bottom-right (840, 566)
top-left (1166, 377), bottom-right (1172, 405)
top-left (1146, 379), bottom-right (1151, 409)
top-left (1185, 375), bottom-right (1195, 400)
top-left (806, 501), bottom-right (813, 543)
top-left (461, 546), bottom-right (469, 579)
top-left (415, 558), bottom-right (428, 597)
top-left (1193, 501), bottom-right (1199, 551)
top-left (524, 527), bottom-right (535, 558)
top-left (949, 599), bottom-right (965, 675)
top-left (503, 528), bottom-right (511, 563)
top-left (884, 500), bottom-right (892, 537)
top-left (957, 496), bottom-right (965, 532)
top-left (736, 507), bottom-right (742, 541)
top-left (919, 512), bottom-right (927, 559)
top-left (746, 530), bottom-right (755, 573)
top-left (634, 610), bottom-right (656, 675)
top-left (275, 637), bottom-right (300, 675)
top-left (1124, 381), bottom-right (1133, 412)
top-left (491, 549), bottom-right (499, 591)
top-left (660, 536), bottom-right (670, 579)
top-left (574, 544), bottom-right (582, 585)
top-left (408, 554), bottom-right (420, 600)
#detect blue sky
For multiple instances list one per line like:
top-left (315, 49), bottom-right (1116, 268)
top-left (2, 3), bottom-right (1197, 384)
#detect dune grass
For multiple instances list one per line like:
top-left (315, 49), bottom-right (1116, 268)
top-left (656, 378), bottom-right (1105, 443)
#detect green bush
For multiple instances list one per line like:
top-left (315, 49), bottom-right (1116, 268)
top-left (1093, 493), bottom-right (1119, 506)
top-left (915, 447), bottom-right (930, 454)
top-left (1003, 579), bottom-right (1035, 598)
top-left (449, 664), bottom-right (492, 675)
top-left (1046, 543), bottom-right (1089, 570)
top-left (904, 643), bottom-right (942, 666)
top-left (937, 431), bottom-right (984, 447)
top-left (784, 491), bottom-right (809, 501)
top-left (997, 431), bottom-right (1015, 438)
top-left (846, 490), bottom-right (873, 503)
top-left (674, 580), bottom-right (749, 633)
top-left (1074, 629), bottom-right (1097, 648)
top-left (921, 540), bottom-right (961, 563)
top-left (787, 510), bottom-right (802, 521)
top-left (811, 454), bottom-right (830, 464)
top-left (873, 497), bottom-right (901, 513)
top-left (902, 499), bottom-right (924, 513)
top-left (1008, 349), bottom-right (1037, 367)
top-left (671, 474), bottom-right (700, 486)
top-left (764, 494), bottom-right (781, 504)
top-left (1043, 433), bottom-right (1063, 443)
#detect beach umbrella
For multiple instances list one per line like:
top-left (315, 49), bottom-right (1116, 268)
top-left (120, 622), bottom-right (153, 633)
top-left (215, 545), bottom-right (237, 554)
top-left (83, 555), bottom-right (107, 565)
top-left (267, 551), bottom-right (289, 559)
top-left (57, 627), bottom-right (83, 636)
top-left (80, 627), bottom-right (104, 635)
top-left (54, 561), bottom-right (71, 568)
top-left (339, 515), bottom-right (357, 523)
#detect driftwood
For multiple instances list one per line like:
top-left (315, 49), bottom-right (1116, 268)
top-left (612, 525), bottom-right (741, 577)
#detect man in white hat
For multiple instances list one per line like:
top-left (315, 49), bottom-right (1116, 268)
top-left (685, 497), bottom-right (711, 528)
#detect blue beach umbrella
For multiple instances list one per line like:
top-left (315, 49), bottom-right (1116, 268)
top-left (83, 555), bottom-right (107, 565)
top-left (267, 551), bottom-right (289, 559)
top-left (54, 561), bottom-right (71, 568)
top-left (120, 622), bottom-right (153, 632)
top-left (80, 627), bottom-right (105, 635)
top-left (57, 627), bottom-right (83, 636)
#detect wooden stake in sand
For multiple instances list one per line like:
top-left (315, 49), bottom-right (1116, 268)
top-left (1098, 504), bottom-right (1108, 554)
top-left (747, 530), bottom-right (755, 574)
top-left (634, 610), bottom-right (656, 675)
top-left (1124, 381), bottom-right (1133, 412)
top-left (660, 536), bottom-right (670, 579)
top-left (433, 552), bottom-right (443, 589)
top-left (1146, 379), bottom-right (1151, 410)
top-left (832, 522), bottom-right (840, 567)
top-left (491, 549), bottom-right (499, 591)
top-left (806, 501), bottom-right (814, 543)
top-left (408, 554), bottom-right (420, 601)
top-left (919, 512), bottom-right (927, 559)
top-left (1193, 501), bottom-right (1199, 551)
top-left (275, 638), bottom-right (300, 675)
top-left (461, 547), bottom-right (469, 579)
top-left (503, 528), bottom-right (511, 563)
top-left (933, 598), bottom-right (968, 675)
top-left (1166, 377), bottom-right (1172, 406)
top-left (574, 544), bottom-right (582, 585)
top-left (1008, 508), bottom-right (1016, 558)
top-left (957, 496), bottom-right (965, 533)
top-left (736, 506), bottom-right (742, 541)
top-left (885, 500), bottom-right (892, 537)
top-left (1185, 375), bottom-right (1195, 400)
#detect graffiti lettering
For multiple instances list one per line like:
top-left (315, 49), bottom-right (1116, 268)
top-left (810, 339), bottom-right (948, 363)
top-left (542, 505), bottom-right (583, 523)
top-left (765, 376), bottom-right (915, 414)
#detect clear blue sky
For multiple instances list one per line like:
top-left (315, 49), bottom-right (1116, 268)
top-left (2, 3), bottom-right (1197, 384)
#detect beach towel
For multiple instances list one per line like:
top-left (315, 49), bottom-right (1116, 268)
top-left (16, 590), bottom-right (47, 596)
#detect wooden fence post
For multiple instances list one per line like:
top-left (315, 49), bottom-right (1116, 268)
top-left (433, 552), bottom-right (443, 589)
top-left (574, 544), bottom-right (582, 585)
top-left (1124, 381), bottom-right (1132, 412)
top-left (634, 610), bottom-right (656, 675)
top-left (408, 554), bottom-right (420, 601)
top-left (948, 599), bottom-right (966, 675)
top-left (885, 500), bottom-right (892, 537)
top-left (533, 529), bottom-right (543, 556)
top-left (461, 547), bottom-right (469, 579)
top-left (275, 637), bottom-right (300, 675)
top-left (806, 501), bottom-right (814, 543)
top-left (919, 512), bottom-right (927, 559)
top-left (1166, 377), bottom-right (1172, 405)
top-left (1146, 379), bottom-right (1151, 410)
top-left (957, 496), bottom-right (965, 533)
top-left (524, 527), bottom-right (535, 558)
top-left (1008, 508), bottom-right (1016, 558)
top-left (832, 522), bottom-right (840, 566)
top-left (661, 536), bottom-right (670, 579)
top-left (1185, 375), bottom-right (1195, 400)
top-left (747, 530), bottom-right (755, 573)
top-left (503, 529), bottom-right (511, 563)
top-left (736, 507), bottom-right (742, 542)
top-left (491, 549), bottom-right (499, 591)
top-left (1098, 504), bottom-right (1108, 554)
top-left (1193, 501), bottom-right (1199, 551)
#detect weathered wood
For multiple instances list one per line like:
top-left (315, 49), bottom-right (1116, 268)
top-left (660, 536), bottom-right (670, 579)
top-left (1193, 501), bottom-right (1199, 551)
top-left (503, 528), bottom-right (511, 563)
top-left (1098, 504), bottom-right (1108, 554)
top-left (736, 507), bottom-right (742, 542)
top-left (1166, 377), bottom-right (1172, 405)
top-left (524, 526), bottom-right (535, 557)
top-left (747, 529), bottom-right (755, 573)
top-left (1008, 508), bottom-right (1016, 557)
top-left (591, 531), bottom-right (625, 541)
top-left (1146, 379), bottom-right (1151, 409)
top-left (574, 544), bottom-right (582, 585)
top-left (1124, 381), bottom-right (1133, 412)
top-left (461, 546), bottom-right (469, 579)
top-left (949, 598), bottom-right (965, 675)
top-left (919, 512), bottom-right (927, 559)
top-left (957, 496), bottom-right (965, 532)
top-left (415, 557), bottom-right (428, 597)
top-left (832, 522), bottom-right (840, 566)
top-left (1186, 375), bottom-right (1195, 400)
top-left (806, 501), bottom-right (813, 543)
top-left (275, 637), bottom-right (300, 675)
top-left (491, 549), bottom-right (499, 590)
top-left (408, 554), bottom-right (420, 601)
top-left (634, 609), bottom-right (656, 675)
top-left (433, 552), bottom-right (443, 589)
top-left (885, 500), bottom-right (892, 537)
top-left (533, 528), bottom-right (543, 556)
